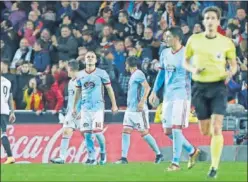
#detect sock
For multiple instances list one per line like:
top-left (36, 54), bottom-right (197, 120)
top-left (210, 134), bottom-right (224, 170)
top-left (143, 134), bottom-right (161, 155)
top-left (1, 134), bottom-right (12, 157)
top-left (172, 129), bottom-right (183, 165)
top-left (84, 132), bottom-right (95, 160)
top-left (59, 135), bottom-right (71, 160)
top-left (168, 133), bottom-right (194, 155)
top-left (95, 132), bottom-right (106, 154)
top-left (121, 133), bottom-right (130, 158)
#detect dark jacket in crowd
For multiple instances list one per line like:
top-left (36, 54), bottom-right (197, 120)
top-left (33, 50), bottom-right (51, 72)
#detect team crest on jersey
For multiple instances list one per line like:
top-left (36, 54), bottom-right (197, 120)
top-left (165, 65), bottom-right (176, 72)
top-left (68, 90), bottom-right (74, 96)
top-left (84, 82), bottom-right (95, 89)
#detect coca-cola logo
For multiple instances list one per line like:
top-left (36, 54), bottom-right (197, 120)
top-left (1, 125), bottom-right (107, 163)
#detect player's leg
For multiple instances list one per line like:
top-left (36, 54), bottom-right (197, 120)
top-left (163, 101), bottom-right (197, 160)
top-left (80, 111), bottom-right (96, 165)
top-left (138, 111), bottom-right (162, 164)
top-left (92, 110), bottom-right (106, 165)
top-left (208, 84), bottom-right (227, 178)
top-left (1, 115), bottom-right (15, 164)
top-left (51, 112), bottom-right (76, 164)
top-left (115, 111), bottom-right (133, 164)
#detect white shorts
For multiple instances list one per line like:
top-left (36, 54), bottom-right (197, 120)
top-left (63, 111), bottom-right (80, 130)
top-left (162, 100), bottom-right (191, 128)
top-left (79, 110), bottom-right (104, 132)
top-left (123, 111), bottom-right (150, 131)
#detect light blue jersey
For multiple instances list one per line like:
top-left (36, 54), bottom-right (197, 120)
top-left (76, 68), bottom-right (111, 111)
top-left (127, 69), bottom-right (148, 112)
top-left (153, 47), bottom-right (191, 101)
top-left (67, 78), bottom-right (81, 113)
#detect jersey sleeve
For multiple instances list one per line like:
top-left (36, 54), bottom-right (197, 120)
top-left (184, 35), bottom-right (194, 60)
top-left (226, 39), bottom-right (236, 60)
top-left (135, 71), bottom-right (146, 84)
top-left (159, 50), bottom-right (165, 70)
top-left (76, 78), bottom-right (82, 88)
top-left (101, 70), bottom-right (111, 85)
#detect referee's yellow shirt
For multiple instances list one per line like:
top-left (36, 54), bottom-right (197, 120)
top-left (185, 33), bottom-right (236, 83)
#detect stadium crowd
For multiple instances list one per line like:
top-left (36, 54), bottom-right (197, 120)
top-left (0, 1), bottom-right (247, 113)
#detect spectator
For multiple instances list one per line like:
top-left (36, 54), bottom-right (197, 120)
top-left (99, 24), bottom-right (117, 49)
top-left (41, 3), bottom-right (56, 33)
top-left (30, 1), bottom-right (41, 17)
top-left (76, 47), bottom-right (88, 70)
top-left (1, 39), bottom-right (13, 63)
top-left (113, 40), bottom-right (126, 74)
top-left (114, 10), bottom-right (134, 40)
top-left (124, 36), bottom-right (134, 52)
top-left (23, 77), bottom-right (44, 114)
top-left (143, 12), bottom-right (158, 33)
top-left (33, 40), bottom-right (51, 73)
top-left (80, 30), bottom-right (98, 51)
top-left (0, 20), bottom-right (19, 56)
top-left (161, 2), bottom-right (177, 28)
top-left (98, 50), bottom-right (117, 81)
top-left (236, 8), bottom-right (247, 32)
top-left (51, 25), bottom-right (78, 62)
top-left (39, 28), bottom-right (52, 50)
top-left (133, 22), bottom-right (144, 41)
top-left (18, 20), bottom-right (37, 46)
top-left (1, 61), bottom-right (18, 101)
top-left (95, 6), bottom-right (113, 33)
top-left (15, 61), bottom-right (34, 109)
top-left (155, 18), bottom-right (168, 41)
top-left (241, 21), bottom-right (247, 39)
top-left (38, 74), bottom-right (64, 113)
top-left (11, 38), bottom-right (33, 70)
top-left (135, 41), bottom-right (153, 64)
top-left (28, 10), bottom-right (44, 34)
top-left (3, 1), bottom-right (27, 31)
top-left (187, 2), bottom-right (201, 29)
top-left (193, 23), bottom-right (203, 34)
top-left (181, 22), bottom-right (192, 46)
top-left (56, 1), bottom-right (72, 23)
top-left (129, 1), bottom-right (147, 24)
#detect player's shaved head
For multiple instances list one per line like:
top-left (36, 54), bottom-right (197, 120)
top-left (126, 56), bottom-right (139, 68)
top-left (68, 59), bottom-right (79, 71)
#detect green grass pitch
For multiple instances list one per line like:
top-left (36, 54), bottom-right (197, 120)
top-left (1, 162), bottom-right (247, 182)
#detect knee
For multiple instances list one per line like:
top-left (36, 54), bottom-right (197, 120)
top-left (140, 130), bottom-right (149, 137)
top-left (212, 124), bottom-right (222, 136)
top-left (63, 128), bottom-right (73, 136)
top-left (123, 127), bottom-right (132, 134)
top-left (163, 128), bottom-right (172, 136)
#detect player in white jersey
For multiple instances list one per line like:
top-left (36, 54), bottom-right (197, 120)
top-left (73, 51), bottom-right (118, 165)
top-left (50, 60), bottom-right (81, 164)
top-left (149, 27), bottom-right (200, 171)
top-left (115, 56), bottom-right (163, 164)
top-left (1, 63), bottom-right (16, 164)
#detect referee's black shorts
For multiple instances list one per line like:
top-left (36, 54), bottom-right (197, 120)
top-left (192, 81), bottom-right (227, 120)
top-left (0, 114), bottom-right (9, 133)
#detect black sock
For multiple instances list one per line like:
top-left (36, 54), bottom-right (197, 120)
top-left (1, 136), bottom-right (12, 157)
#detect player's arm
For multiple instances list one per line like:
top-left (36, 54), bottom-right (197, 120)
top-left (73, 79), bottom-right (82, 113)
top-left (105, 84), bottom-right (118, 113)
top-left (8, 92), bottom-right (16, 123)
top-left (141, 80), bottom-right (151, 103)
top-left (226, 40), bottom-right (238, 79)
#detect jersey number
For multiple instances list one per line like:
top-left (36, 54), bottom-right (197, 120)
top-left (3, 86), bottom-right (8, 98)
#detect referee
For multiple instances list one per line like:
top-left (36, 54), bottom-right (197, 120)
top-left (183, 6), bottom-right (237, 178)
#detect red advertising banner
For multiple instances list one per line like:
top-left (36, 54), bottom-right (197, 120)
top-left (1, 124), bottom-right (234, 163)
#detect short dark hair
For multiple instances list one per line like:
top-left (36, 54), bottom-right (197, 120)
top-left (202, 6), bottom-right (221, 20)
top-left (119, 10), bottom-right (128, 18)
top-left (126, 56), bottom-right (139, 67)
top-left (68, 59), bottom-right (79, 71)
top-left (167, 26), bottom-right (184, 42)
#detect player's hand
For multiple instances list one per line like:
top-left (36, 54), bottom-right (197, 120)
top-left (111, 105), bottom-right (118, 114)
top-left (149, 92), bottom-right (158, 106)
top-left (137, 100), bottom-right (145, 112)
top-left (224, 70), bottom-right (233, 84)
top-left (9, 112), bottom-right (16, 124)
top-left (192, 67), bottom-right (205, 75)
